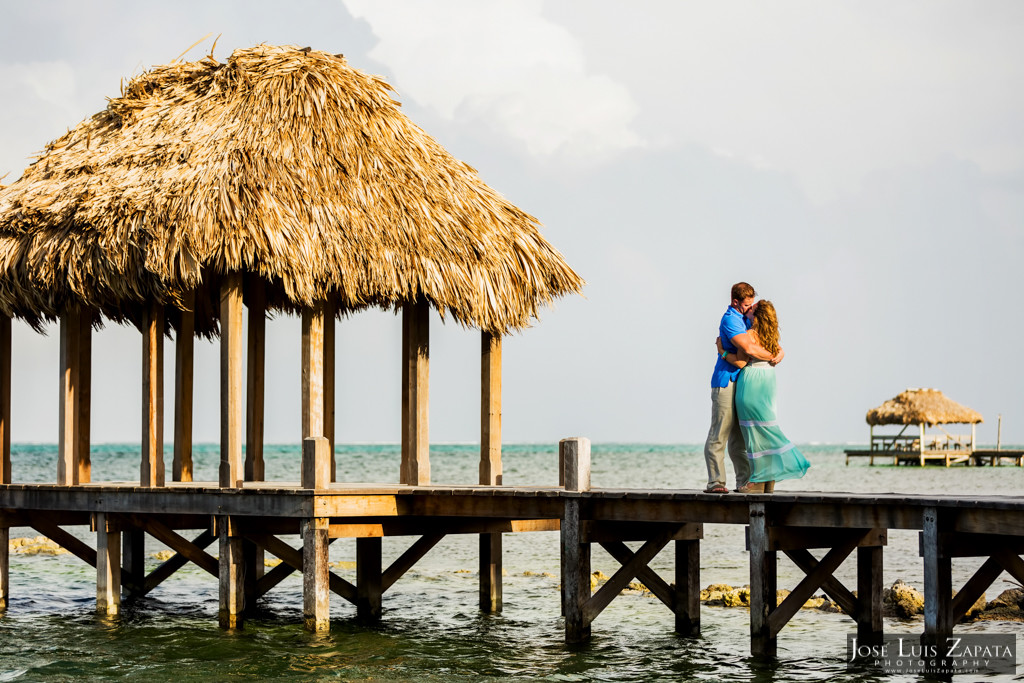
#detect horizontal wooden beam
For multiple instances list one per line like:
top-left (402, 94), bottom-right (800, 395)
top-left (328, 518), bottom-right (559, 538)
top-left (750, 527), bottom-right (886, 552)
top-left (583, 521), bottom-right (701, 544)
top-left (923, 531), bottom-right (1024, 558)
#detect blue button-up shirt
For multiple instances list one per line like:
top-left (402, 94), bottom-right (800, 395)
top-left (710, 306), bottom-right (751, 388)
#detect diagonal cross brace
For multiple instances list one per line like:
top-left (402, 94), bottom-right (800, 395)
top-left (769, 535), bottom-right (861, 637)
top-left (245, 532), bottom-right (354, 602)
top-left (584, 531), bottom-right (673, 625)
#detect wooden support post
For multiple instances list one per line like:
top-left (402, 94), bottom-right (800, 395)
top-left (748, 502), bottom-right (777, 657)
top-left (675, 538), bottom-right (701, 636)
top-left (400, 300), bottom-right (429, 485)
top-left (122, 528), bottom-right (146, 597)
top-left (479, 331), bottom-right (502, 612)
top-left (0, 314), bottom-right (10, 485)
top-left (0, 524), bottom-right (8, 612)
top-left (96, 513), bottom-right (121, 616)
top-left (301, 305), bottom-right (325, 441)
top-left (245, 281), bottom-right (266, 482)
top-left (218, 515), bottom-right (244, 629)
top-left (356, 536), bottom-right (383, 622)
top-left (173, 291), bottom-right (194, 482)
top-left (141, 302), bottom-right (165, 487)
top-left (919, 423), bottom-right (926, 467)
top-left (303, 517), bottom-right (330, 632)
top-left (856, 545), bottom-right (884, 643)
top-left (220, 274), bottom-right (244, 488)
top-left (562, 496), bottom-right (591, 642)
top-left (922, 507), bottom-right (952, 641)
top-left (302, 436), bottom-right (330, 490)
top-left (323, 301), bottom-right (336, 482)
top-left (58, 309), bottom-right (91, 485)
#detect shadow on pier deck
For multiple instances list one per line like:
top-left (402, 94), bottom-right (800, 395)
top-left (2, 439), bottom-right (1022, 658)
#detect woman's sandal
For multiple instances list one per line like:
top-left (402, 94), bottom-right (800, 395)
top-left (704, 485), bottom-right (730, 494)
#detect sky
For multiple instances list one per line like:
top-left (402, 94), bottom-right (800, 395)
top-left (1, 1), bottom-right (1022, 448)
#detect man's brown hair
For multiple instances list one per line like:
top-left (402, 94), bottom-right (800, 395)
top-left (731, 282), bottom-right (756, 301)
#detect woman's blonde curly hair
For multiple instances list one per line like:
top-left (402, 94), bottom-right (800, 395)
top-left (751, 300), bottom-right (780, 357)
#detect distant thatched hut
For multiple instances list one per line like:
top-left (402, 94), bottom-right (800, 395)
top-left (863, 388), bottom-right (983, 466)
top-left (0, 44), bottom-right (584, 489)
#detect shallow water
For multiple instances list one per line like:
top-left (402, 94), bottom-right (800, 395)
top-left (2, 443), bottom-right (1022, 681)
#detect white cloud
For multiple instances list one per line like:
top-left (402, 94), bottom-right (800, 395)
top-left (343, 0), bottom-right (644, 161)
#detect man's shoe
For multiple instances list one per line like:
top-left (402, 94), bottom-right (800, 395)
top-left (703, 486), bottom-right (730, 494)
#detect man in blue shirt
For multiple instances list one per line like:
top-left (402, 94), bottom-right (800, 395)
top-left (703, 282), bottom-right (780, 493)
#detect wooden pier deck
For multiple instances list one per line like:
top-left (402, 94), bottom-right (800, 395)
top-left (3, 471), bottom-right (1022, 657)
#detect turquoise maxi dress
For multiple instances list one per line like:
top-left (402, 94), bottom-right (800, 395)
top-left (735, 360), bottom-right (810, 483)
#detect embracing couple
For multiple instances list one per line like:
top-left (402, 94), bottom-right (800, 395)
top-left (703, 282), bottom-right (809, 494)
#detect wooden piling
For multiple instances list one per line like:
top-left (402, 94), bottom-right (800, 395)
top-left (922, 507), bottom-right (952, 640)
top-left (173, 291), bottom-right (195, 482)
top-left (479, 331), bottom-right (502, 612)
top-left (245, 280), bottom-right (266, 482)
top-left (0, 524), bottom-right (8, 612)
top-left (220, 275), bottom-right (244, 488)
top-left (561, 437), bottom-right (591, 642)
top-left (401, 301), bottom-right (429, 485)
top-left (141, 302), bottom-right (165, 487)
top-left (675, 538), bottom-right (701, 636)
top-left (356, 536), bottom-right (383, 622)
top-left (748, 502), bottom-right (777, 657)
top-left (303, 517), bottom-right (331, 632)
top-left (122, 528), bottom-right (146, 597)
top-left (856, 545), bottom-right (884, 642)
top-left (218, 515), bottom-right (244, 629)
top-left (1, 314), bottom-right (11, 486)
top-left (96, 513), bottom-right (121, 616)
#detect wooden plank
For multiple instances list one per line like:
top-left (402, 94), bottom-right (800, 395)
top-left (220, 274), bottom-right (244, 488)
top-left (323, 301), bottom-right (336, 481)
top-left (173, 291), bottom-right (195, 482)
top-left (356, 536), bottom-right (383, 621)
top-left (303, 517), bottom-right (330, 632)
top-left (141, 302), bottom-right (165, 487)
top-left (0, 525), bottom-right (8, 612)
top-left (301, 305), bottom-right (325, 441)
top-left (57, 309), bottom-right (81, 485)
top-left (584, 533), bottom-right (671, 623)
top-left (748, 502), bottom-right (776, 656)
top-left (245, 280), bottom-right (266, 482)
top-left (922, 507), bottom-right (952, 637)
top-left (143, 528), bottom-right (216, 595)
top-left (856, 545), bottom-right (883, 640)
top-left (932, 531), bottom-right (1024, 557)
top-left (480, 332), bottom-right (502, 485)
top-left (0, 314), bottom-right (9, 485)
top-left (218, 515), bottom-right (244, 629)
top-left (401, 300), bottom-right (429, 485)
top-left (480, 531), bottom-right (502, 612)
top-left (95, 513), bottom-right (120, 616)
top-left (772, 539), bottom-right (859, 636)
top-left (760, 526), bottom-right (886, 551)
top-left (30, 517), bottom-right (97, 567)
top-left (327, 517), bottom-right (558, 538)
top-left (676, 538), bottom-right (701, 636)
top-left (302, 436), bottom-right (330, 491)
top-left (583, 521), bottom-right (702, 544)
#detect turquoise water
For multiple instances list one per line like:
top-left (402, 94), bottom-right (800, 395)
top-left (2, 443), bottom-right (1022, 681)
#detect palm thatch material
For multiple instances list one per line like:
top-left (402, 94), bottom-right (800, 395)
top-left (865, 388), bottom-right (983, 427)
top-left (0, 44), bottom-right (583, 335)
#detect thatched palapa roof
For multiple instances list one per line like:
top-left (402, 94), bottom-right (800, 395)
top-left (0, 44), bottom-right (583, 335)
top-left (865, 388), bottom-right (983, 427)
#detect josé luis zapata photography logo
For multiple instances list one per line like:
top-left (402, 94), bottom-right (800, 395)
top-left (847, 634), bottom-right (1016, 676)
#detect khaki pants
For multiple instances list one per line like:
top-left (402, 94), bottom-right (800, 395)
top-left (703, 382), bottom-right (750, 490)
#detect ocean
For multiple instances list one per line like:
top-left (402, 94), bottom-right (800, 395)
top-left (1, 443), bottom-right (1021, 681)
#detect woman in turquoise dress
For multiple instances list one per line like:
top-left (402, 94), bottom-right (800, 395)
top-left (716, 300), bottom-right (809, 492)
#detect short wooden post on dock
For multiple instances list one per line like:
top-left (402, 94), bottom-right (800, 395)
top-left (218, 515), bottom-right (244, 629)
top-left (58, 308), bottom-right (92, 485)
top-left (141, 302), bottom-right (165, 487)
top-left (0, 313), bottom-right (11, 486)
top-left (921, 507), bottom-right (952, 642)
top-left (302, 437), bottom-right (330, 490)
top-left (173, 291), bottom-right (195, 482)
top-left (748, 502), bottom-right (777, 657)
top-left (561, 437), bottom-right (591, 643)
top-left (220, 275), bottom-right (244, 488)
top-left (401, 300), bottom-right (429, 485)
top-left (303, 517), bottom-right (331, 632)
top-left (356, 536), bottom-right (383, 622)
top-left (96, 513), bottom-right (121, 616)
top-left (245, 280), bottom-right (266, 482)
top-left (479, 331), bottom-right (502, 613)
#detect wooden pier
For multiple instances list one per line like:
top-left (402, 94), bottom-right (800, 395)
top-left (2, 438), bottom-right (1022, 657)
